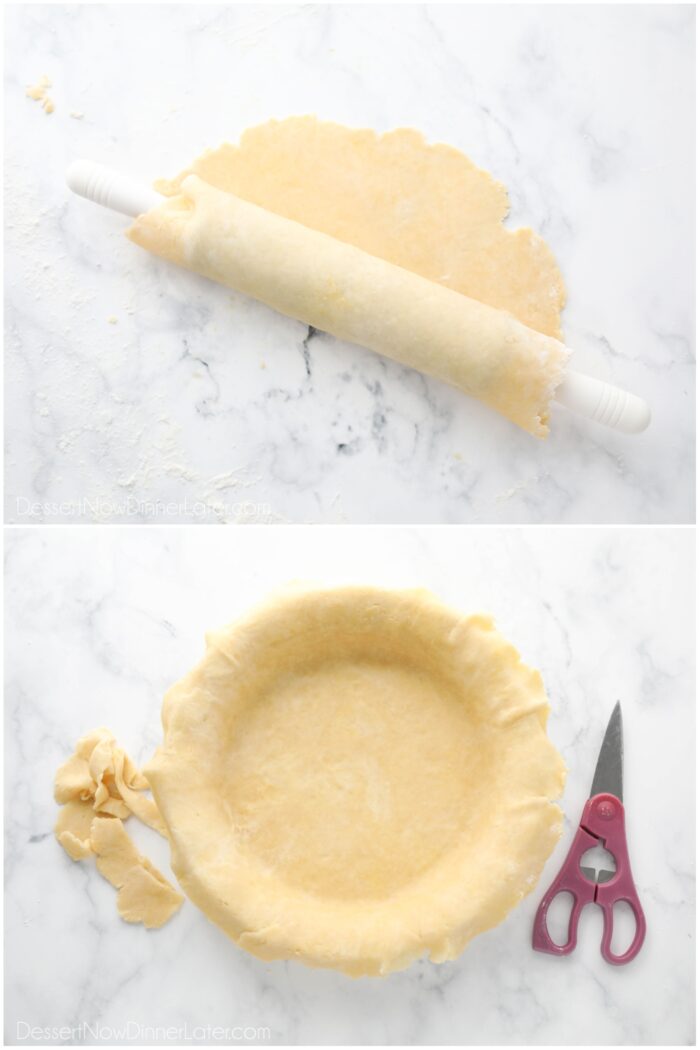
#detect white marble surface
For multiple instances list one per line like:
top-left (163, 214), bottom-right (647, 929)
top-left (4, 525), bottom-right (695, 1045)
top-left (4, 4), bottom-right (695, 524)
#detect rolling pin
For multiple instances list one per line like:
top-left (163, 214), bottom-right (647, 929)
top-left (66, 160), bottom-right (651, 437)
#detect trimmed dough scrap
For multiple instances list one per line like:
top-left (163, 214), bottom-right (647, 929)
top-left (55, 798), bottom-right (95, 860)
top-left (54, 729), bottom-right (179, 929)
top-left (54, 726), bottom-right (166, 835)
top-left (91, 816), bottom-right (184, 928)
top-left (146, 585), bottom-right (567, 976)
top-left (128, 117), bottom-right (569, 436)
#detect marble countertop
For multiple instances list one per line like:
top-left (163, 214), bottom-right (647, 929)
top-left (4, 4), bottom-right (695, 525)
top-left (5, 525), bottom-right (695, 1045)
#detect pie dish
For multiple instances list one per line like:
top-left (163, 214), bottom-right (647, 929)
top-left (145, 586), bottom-right (566, 976)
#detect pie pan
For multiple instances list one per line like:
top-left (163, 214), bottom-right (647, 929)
top-left (145, 586), bottom-right (566, 976)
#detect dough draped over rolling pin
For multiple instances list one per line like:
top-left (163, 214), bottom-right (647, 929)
top-left (128, 176), bottom-right (569, 435)
top-left (153, 119), bottom-right (566, 340)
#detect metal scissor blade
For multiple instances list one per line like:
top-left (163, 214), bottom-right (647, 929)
top-left (590, 701), bottom-right (623, 801)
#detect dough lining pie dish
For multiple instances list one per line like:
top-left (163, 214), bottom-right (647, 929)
top-left (145, 586), bottom-right (566, 976)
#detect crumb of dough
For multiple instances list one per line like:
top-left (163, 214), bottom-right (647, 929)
top-left (26, 75), bottom-right (54, 114)
top-left (69, 110), bottom-right (84, 119)
top-left (107, 315), bottom-right (118, 324)
top-left (25, 74), bottom-right (51, 100)
top-left (90, 816), bottom-right (184, 928)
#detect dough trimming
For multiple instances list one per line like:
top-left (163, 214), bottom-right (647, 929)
top-left (54, 728), bottom-right (183, 928)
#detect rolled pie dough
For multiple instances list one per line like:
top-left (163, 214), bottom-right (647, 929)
top-left (128, 118), bottom-right (569, 436)
top-left (146, 586), bottom-right (566, 976)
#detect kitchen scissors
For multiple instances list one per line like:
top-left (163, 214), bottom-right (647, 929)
top-left (533, 702), bottom-right (646, 965)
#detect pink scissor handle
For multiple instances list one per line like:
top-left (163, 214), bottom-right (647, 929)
top-left (533, 793), bottom-right (646, 965)
top-left (532, 824), bottom-right (598, 955)
top-left (581, 793), bottom-right (646, 965)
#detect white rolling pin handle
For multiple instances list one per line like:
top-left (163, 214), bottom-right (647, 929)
top-left (66, 159), bottom-right (161, 218)
top-left (555, 370), bottom-right (651, 434)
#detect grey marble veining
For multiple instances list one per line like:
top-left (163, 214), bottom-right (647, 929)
top-left (4, 526), bottom-right (695, 1044)
top-left (3, 4), bottom-right (695, 524)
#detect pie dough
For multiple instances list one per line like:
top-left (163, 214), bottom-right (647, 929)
top-left (145, 586), bottom-right (566, 976)
top-left (55, 727), bottom-right (166, 835)
top-left (153, 118), bottom-right (565, 339)
top-left (127, 118), bottom-right (569, 436)
top-left (55, 799), bottom-right (95, 861)
top-left (90, 816), bottom-right (183, 928)
top-left (54, 729), bottom-right (182, 929)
